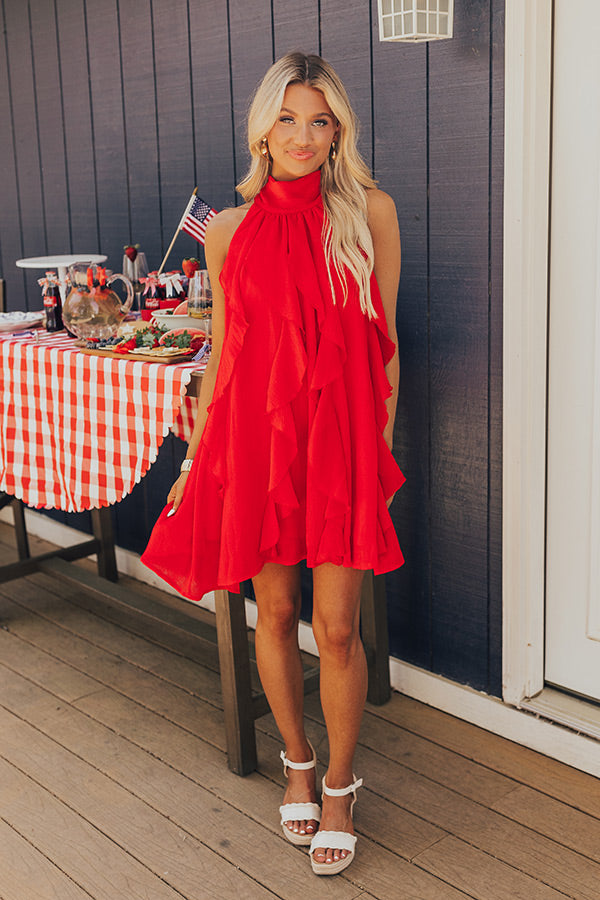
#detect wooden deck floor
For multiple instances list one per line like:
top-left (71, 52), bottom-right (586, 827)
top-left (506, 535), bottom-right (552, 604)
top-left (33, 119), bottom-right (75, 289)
top-left (1, 522), bottom-right (599, 900)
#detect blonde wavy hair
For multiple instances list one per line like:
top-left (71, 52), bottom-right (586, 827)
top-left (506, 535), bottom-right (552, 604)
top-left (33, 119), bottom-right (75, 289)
top-left (237, 52), bottom-right (378, 318)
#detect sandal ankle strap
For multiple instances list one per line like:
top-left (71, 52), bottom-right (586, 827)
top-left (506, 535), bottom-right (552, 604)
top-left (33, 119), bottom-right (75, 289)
top-left (321, 775), bottom-right (363, 797)
top-left (280, 739), bottom-right (317, 775)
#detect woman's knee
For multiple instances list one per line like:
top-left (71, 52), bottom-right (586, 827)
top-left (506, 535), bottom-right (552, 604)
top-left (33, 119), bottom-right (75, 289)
top-left (257, 594), bottom-right (301, 638)
top-left (253, 562), bottom-right (302, 638)
top-left (311, 564), bottom-right (364, 661)
top-left (312, 613), bottom-right (360, 662)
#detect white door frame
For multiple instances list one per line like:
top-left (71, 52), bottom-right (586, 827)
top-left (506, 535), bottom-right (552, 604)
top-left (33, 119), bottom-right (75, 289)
top-left (502, 0), bottom-right (552, 706)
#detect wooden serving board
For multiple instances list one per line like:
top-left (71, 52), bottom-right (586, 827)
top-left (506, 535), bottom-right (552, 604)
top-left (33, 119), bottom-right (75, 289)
top-left (79, 346), bottom-right (195, 364)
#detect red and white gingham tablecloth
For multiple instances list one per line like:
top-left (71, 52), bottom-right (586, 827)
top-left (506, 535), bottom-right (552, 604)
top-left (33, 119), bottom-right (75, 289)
top-left (0, 330), bottom-right (202, 511)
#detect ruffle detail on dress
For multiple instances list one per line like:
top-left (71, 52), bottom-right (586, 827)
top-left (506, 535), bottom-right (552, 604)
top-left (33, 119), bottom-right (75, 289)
top-left (309, 381), bottom-right (352, 563)
top-left (306, 266), bottom-right (405, 572)
top-left (259, 315), bottom-right (306, 553)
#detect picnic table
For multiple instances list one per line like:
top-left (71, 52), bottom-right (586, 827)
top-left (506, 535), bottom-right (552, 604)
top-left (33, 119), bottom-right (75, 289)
top-left (0, 327), bottom-right (391, 774)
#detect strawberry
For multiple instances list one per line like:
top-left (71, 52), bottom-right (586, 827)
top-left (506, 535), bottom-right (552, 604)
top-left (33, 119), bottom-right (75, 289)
top-left (182, 257), bottom-right (201, 278)
top-left (114, 337), bottom-right (137, 353)
top-left (124, 243), bottom-right (140, 262)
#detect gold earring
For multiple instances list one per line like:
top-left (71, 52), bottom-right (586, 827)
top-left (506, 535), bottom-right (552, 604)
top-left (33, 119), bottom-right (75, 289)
top-left (330, 141), bottom-right (337, 160)
top-left (260, 137), bottom-right (270, 158)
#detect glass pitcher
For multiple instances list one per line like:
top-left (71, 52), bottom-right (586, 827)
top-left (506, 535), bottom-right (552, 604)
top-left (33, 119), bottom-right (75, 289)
top-left (63, 263), bottom-right (134, 340)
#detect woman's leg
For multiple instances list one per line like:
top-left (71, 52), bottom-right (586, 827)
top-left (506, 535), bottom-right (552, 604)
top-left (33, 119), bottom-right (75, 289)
top-left (252, 562), bottom-right (318, 837)
top-left (311, 563), bottom-right (367, 865)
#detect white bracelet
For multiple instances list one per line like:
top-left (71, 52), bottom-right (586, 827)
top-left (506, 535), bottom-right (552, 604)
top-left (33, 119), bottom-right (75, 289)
top-left (180, 458), bottom-right (194, 473)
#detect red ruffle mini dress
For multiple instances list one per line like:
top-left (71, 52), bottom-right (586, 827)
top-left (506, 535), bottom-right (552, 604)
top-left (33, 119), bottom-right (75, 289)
top-left (142, 169), bottom-right (405, 599)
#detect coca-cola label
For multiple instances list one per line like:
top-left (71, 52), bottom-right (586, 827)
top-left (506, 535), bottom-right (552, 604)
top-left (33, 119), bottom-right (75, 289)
top-left (43, 295), bottom-right (57, 308)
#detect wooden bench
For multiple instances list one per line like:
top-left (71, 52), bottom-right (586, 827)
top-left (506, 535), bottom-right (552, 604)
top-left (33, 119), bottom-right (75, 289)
top-left (0, 496), bottom-right (391, 774)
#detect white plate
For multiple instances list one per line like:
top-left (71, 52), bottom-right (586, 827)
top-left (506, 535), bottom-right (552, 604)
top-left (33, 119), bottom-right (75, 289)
top-left (0, 311), bottom-right (44, 333)
top-left (151, 312), bottom-right (209, 331)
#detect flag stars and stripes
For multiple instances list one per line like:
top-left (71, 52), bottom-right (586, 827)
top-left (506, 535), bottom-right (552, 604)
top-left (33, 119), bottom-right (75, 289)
top-left (181, 196), bottom-right (217, 245)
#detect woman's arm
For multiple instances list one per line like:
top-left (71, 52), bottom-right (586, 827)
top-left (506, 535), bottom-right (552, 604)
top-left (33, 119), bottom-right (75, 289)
top-left (167, 207), bottom-right (245, 512)
top-left (367, 188), bottom-right (401, 451)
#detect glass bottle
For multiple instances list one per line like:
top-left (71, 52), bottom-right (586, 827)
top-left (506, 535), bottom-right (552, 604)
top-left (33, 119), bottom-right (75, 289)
top-left (42, 271), bottom-right (64, 332)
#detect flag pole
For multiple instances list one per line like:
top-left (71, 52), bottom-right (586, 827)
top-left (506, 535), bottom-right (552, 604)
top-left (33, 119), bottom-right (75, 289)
top-left (157, 188), bottom-right (198, 275)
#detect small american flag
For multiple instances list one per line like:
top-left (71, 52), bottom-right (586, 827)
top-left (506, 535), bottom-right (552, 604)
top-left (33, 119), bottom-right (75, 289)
top-left (180, 194), bottom-right (217, 244)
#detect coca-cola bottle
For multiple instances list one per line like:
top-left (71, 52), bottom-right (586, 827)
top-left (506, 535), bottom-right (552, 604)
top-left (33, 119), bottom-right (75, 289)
top-left (42, 271), bottom-right (64, 332)
top-left (44, 272), bottom-right (65, 331)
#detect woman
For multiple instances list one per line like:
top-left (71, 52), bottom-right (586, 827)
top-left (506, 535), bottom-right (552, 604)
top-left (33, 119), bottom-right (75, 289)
top-left (142, 51), bottom-right (404, 876)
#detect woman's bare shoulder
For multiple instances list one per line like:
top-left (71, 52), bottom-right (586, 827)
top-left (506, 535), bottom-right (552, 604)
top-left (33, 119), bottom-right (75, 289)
top-left (206, 204), bottom-right (251, 245)
top-left (205, 203), bottom-right (252, 269)
top-left (366, 187), bottom-right (397, 225)
top-left (205, 203), bottom-right (252, 263)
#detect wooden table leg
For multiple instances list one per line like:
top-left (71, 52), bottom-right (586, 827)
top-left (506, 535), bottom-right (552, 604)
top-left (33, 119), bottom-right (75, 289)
top-left (90, 507), bottom-right (118, 582)
top-left (214, 587), bottom-right (258, 775)
top-left (0, 494), bottom-right (30, 559)
top-left (361, 571), bottom-right (391, 705)
top-left (12, 499), bottom-right (30, 560)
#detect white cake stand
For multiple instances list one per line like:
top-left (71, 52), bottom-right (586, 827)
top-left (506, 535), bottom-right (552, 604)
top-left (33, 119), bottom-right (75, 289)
top-left (16, 254), bottom-right (108, 301)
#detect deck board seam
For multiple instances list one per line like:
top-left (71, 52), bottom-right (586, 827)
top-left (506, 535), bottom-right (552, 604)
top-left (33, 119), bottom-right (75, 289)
top-left (411, 850), bottom-right (576, 900)
top-left (0, 813), bottom-right (97, 900)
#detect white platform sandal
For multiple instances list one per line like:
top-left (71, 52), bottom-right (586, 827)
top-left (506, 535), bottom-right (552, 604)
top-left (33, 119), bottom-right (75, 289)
top-left (309, 775), bottom-right (363, 875)
top-left (278, 740), bottom-right (321, 846)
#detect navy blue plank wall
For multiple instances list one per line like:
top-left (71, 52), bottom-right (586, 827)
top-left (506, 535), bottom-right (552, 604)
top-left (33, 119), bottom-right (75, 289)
top-left (0, 0), bottom-right (504, 697)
